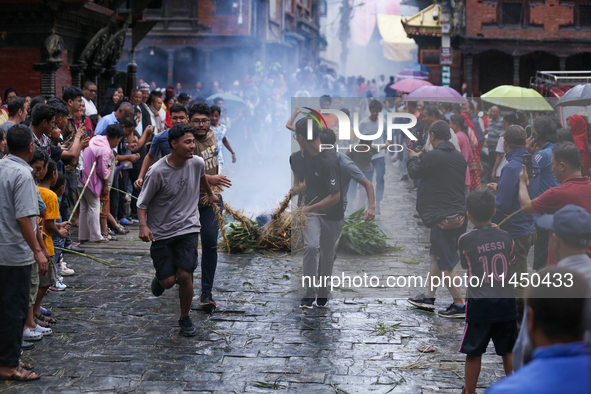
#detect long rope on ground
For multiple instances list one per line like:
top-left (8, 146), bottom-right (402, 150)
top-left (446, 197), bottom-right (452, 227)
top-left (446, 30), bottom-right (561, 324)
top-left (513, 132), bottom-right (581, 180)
top-left (55, 247), bottom-right (113, 268)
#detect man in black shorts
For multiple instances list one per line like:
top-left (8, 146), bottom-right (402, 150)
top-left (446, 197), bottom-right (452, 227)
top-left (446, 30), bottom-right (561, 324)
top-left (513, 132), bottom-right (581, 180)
top-left (406, 120), bottom-right (468, 317)
top-left (458, 190), bottom-right (518, 394)
top-left (137, 124), bottom-right (218, 337)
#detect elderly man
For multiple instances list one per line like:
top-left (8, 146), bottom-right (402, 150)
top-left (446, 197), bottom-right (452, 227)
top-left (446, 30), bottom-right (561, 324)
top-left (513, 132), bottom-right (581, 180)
top-left (406, 120), bottom-right (468, 318)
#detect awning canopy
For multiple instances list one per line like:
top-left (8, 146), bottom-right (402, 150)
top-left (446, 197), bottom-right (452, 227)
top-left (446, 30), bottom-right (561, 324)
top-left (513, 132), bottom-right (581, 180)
top-left (401, 4), bottom-right (442, 37)
top-left (376, 14), bottom-right (417, 62)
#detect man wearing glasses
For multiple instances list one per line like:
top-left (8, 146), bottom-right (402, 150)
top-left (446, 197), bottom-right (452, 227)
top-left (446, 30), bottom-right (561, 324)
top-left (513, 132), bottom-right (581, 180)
top-left (82, 82), bottom-right (98, 118)
top-left (187, 102), bottom-right (231, 313)
top-left (134, 102), bottom-right (231, 314)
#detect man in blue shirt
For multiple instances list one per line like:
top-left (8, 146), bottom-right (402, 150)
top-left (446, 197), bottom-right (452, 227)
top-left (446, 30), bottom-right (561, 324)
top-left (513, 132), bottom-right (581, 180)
top-left (487, 266), bottom-right (591, 394)
top-left (134, 103), bottom-right (188, 189)
top-left (526, 115), bottom-right (559, 272)
top-left (488, 125), bottom-right (540, 304)
top-left (94, 102), bottom-right (133, 135)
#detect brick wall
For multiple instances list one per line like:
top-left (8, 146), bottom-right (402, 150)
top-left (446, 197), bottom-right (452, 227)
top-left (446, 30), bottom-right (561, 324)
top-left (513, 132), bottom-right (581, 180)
top-left (466, 0), bottom-right (591, 39)
top-left (198, 0), bottom-right (251, 36)
top-left (0, 48), bottom-right (42, 97)
top-left (55, 50), bottom-right (72, 97)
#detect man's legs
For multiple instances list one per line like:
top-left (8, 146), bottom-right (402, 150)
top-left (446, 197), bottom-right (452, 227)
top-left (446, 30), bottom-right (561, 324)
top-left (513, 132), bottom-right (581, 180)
top-left (158, 268), bottom-right (193, 318)
top-left (511, 230), bottom-right (537, 299)
top-left (117, 171), bottom-right (129, 221)
top-left (372, 157), bottom-right (386, 210)
top-left (129, 168), bottom-right (141, 219)
top-left (0, 265), bottom-right (31, 374)
top-left (317, 218), bottom-right (344, 298)
top-left (79, 188), bottom-right (102, 242)
top-left (533, 225), bottom-right (549, 272)
top-left (302, 215), bottom-right (322, 297)
top-left (199, 199), bottom-right (222, 294)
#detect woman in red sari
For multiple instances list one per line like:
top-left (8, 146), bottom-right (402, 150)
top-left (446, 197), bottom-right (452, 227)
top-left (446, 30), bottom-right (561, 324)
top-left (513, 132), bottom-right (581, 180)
top-left (461, 112), bottom-right (483, 191)
top-left (567, 114), bottom-right (590, 176)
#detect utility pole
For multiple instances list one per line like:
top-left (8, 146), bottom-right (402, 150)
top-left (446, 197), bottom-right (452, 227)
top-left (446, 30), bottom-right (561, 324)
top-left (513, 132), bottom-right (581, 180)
top-left (339, 0), bottom-right (351, 75)
top-left (439, 0), bottom-right (453, 87)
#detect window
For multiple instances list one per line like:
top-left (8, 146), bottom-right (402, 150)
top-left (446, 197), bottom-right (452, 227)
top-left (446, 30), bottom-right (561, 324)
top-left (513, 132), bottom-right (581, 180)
top-left (580, 4), bottom-right (591, 27)
top-left (217, 0), bottom-right (238, 15)
top-left (501, 2), bottom-right (524, 25)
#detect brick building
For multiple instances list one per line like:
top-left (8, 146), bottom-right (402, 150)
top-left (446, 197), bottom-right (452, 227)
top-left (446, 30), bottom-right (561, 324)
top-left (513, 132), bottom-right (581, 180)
top-left (463, 0), bottom-right (591, 95)
top-left (0, 0), bottom-right (151, 98)
top-left (403, 0), bottom-right (591, 96)
top-left (120, 0), bottom-right (321, 89)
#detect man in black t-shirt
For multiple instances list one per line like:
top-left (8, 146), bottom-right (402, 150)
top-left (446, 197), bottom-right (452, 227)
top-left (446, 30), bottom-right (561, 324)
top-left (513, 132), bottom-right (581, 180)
top-left (457, 190), bottom-right (517, 394)
top-left (291, 118), bottom-right (343, 309)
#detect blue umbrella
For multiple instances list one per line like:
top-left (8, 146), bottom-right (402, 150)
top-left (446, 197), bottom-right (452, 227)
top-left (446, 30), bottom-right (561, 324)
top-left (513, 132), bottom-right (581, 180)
top-left (556, 84), bottom-right (591, 107)
top-left (404, 63), bottom-right (433, 75)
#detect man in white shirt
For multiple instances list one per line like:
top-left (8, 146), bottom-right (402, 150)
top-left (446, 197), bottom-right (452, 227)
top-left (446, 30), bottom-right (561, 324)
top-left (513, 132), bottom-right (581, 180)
top-left (82, 81), bottom-right (98, 116)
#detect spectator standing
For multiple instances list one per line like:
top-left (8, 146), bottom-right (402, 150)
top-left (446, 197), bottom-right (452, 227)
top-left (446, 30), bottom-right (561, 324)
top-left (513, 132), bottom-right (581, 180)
top-left (77, 125), bottom-right (122, 243)
top-left (458, 190), bottom-right (518, 394)
top-left (82, 81), bottom-right (98, 117)
top-left (485, 106), bottom-right (503, 181)
top-left (0, 125), bottom-right (44, 381)
top-left (450, 114), bottom-right (474, 194)
top-left (517, 142), bottom-right (591, 263)
top-left (0, 96), bottom-right (28, 134)
top-left (357, 100), bottom-right (387, 215)
top-left (487, 267), bottom-right (591, 394)
top-left (512, 204), bottom-right (591, 372)
top-left (525, 115), bottom-right (559, 271)
top-left (488, 125), bottom-right (540, 306)
top-left (406, 121), bottom-right (468, 318)
top-left (566, 114), bottom-right (590, 176)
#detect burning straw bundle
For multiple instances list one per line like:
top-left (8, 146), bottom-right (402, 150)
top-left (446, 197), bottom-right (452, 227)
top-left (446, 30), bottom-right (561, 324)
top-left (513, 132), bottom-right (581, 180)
top-left (221, 184), bottom-right (307, 253)
top-left (222, 202), bottom-right (262, 253)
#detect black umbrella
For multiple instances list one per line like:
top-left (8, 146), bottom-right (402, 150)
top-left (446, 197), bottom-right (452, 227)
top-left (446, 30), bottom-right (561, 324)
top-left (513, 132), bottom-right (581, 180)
top-left (556, 83), bottom-right (591, 107)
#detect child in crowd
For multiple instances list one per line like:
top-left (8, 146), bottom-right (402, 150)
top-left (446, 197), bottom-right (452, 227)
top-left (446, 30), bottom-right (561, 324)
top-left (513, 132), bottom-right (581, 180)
top-left (458, 190), bottom-right (518, 394)
top-left (210, 105), bottom-right (236, 172)
top-left (51, 172), bottom-right (75, 279)
top-left (36, 159), bottom-right (70, 319)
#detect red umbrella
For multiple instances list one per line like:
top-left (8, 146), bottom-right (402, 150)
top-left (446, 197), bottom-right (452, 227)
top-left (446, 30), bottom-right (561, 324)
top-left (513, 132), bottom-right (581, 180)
top-left (389, 79), bottom-right (433, 93)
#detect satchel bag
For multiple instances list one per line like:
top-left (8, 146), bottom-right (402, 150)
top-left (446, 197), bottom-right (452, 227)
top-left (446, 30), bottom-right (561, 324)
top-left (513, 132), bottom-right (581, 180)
top-left (436, 214), bottom-right (465, 230)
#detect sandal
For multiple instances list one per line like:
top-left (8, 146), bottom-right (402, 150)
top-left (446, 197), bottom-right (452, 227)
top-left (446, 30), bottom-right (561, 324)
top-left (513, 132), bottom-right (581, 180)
top-left (112, 225), bottom-right (129, 235)
top-left (0, 366), bottom-right (40, 381)
top-left (33, 316), bottom-right (50, 328)
top-left (35, 314), bottom-right (56, 324)
top-left (19, 361), bottom-right (33, 371)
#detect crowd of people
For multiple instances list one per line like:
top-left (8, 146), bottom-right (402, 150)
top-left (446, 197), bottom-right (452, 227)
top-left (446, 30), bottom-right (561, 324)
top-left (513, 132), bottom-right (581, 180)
top-left (0, 67), bottom-right (590, 393)
top-left (288, 92), bottom-right (591, 393)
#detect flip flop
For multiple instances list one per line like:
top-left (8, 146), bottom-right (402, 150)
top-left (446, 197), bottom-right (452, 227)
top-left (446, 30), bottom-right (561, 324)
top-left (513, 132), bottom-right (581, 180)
top-left (0, 366), bottom-right (40, 381)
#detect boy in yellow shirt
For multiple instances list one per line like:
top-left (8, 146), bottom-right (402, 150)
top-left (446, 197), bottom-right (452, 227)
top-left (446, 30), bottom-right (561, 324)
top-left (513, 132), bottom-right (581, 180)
top-left (35, 159), bottom-right (70, 326)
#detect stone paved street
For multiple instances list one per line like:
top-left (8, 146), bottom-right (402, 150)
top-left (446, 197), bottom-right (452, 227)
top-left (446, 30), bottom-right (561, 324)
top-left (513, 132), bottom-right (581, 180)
top-left (5, 158), bottom-right (514, 394)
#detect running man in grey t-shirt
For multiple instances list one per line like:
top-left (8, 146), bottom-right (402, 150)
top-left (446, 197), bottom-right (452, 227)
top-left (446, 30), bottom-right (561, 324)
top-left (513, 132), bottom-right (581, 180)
top-left (137, 124), bottom-right (217, 337)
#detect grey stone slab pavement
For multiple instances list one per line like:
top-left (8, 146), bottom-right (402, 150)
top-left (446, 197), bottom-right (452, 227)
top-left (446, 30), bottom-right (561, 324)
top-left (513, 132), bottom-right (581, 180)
top-left (4, 157), bottom-right (519, 393)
